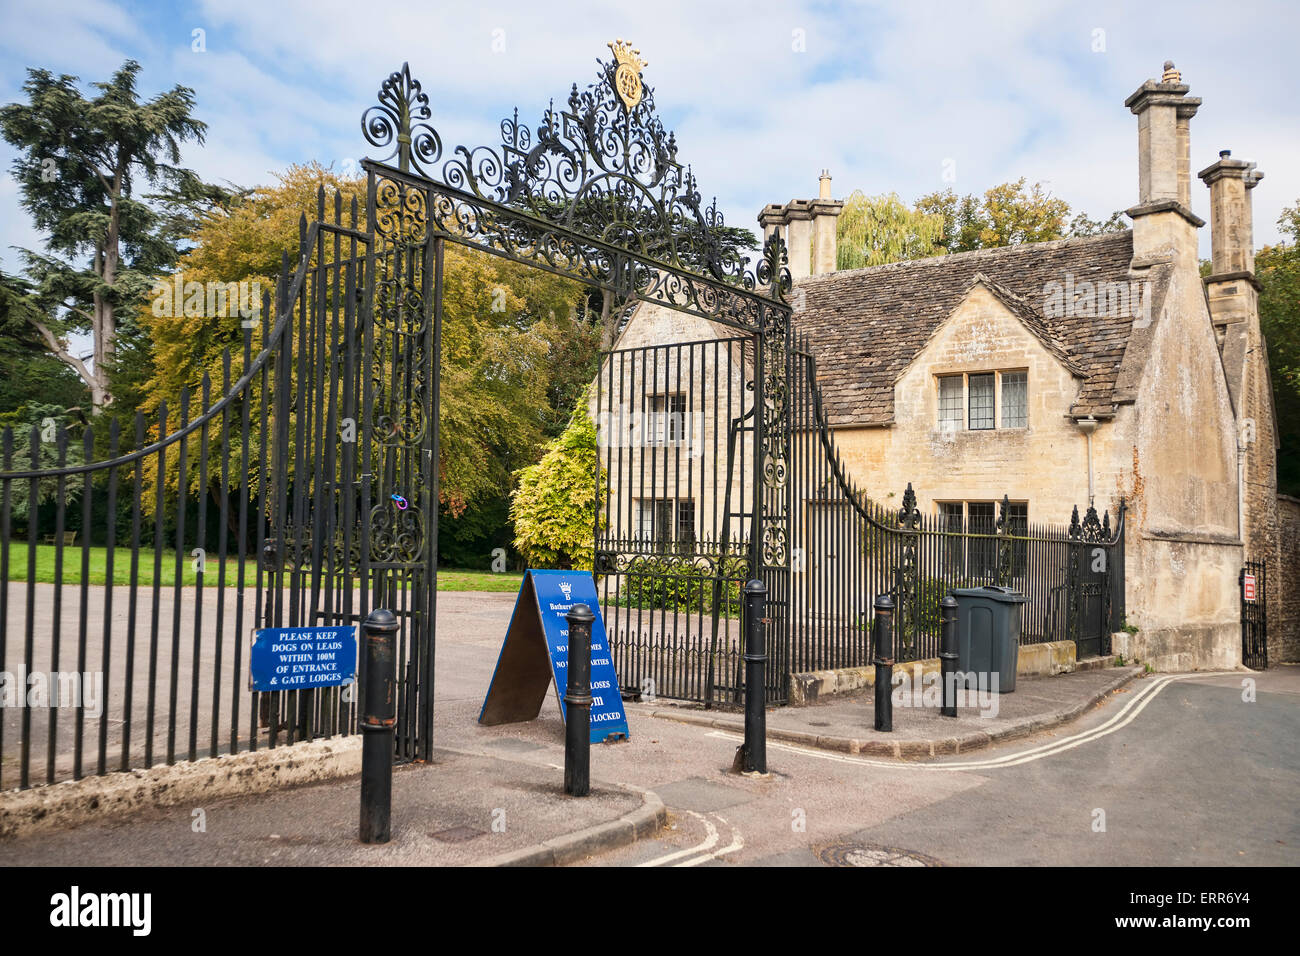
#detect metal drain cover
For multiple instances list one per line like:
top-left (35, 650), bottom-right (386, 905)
top-left (818, 843), bottom-right (943, 867)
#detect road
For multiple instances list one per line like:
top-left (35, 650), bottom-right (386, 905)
top-left (582, 670), bottom-right (1300, 866)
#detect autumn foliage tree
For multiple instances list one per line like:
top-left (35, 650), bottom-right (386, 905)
top-left (836, 178), bottom-right (1127, 263)
top-left (141, 163), bottom-right (597, 526)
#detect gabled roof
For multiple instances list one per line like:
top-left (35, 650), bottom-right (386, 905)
top-left (792, 231), bottom-right (1140, 425)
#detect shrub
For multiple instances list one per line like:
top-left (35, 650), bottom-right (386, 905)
top-left (509, 388), bottom-right (604, 570)
top-left (616, 552), bottom-right (747, 617)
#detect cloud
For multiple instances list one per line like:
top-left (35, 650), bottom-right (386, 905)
top-left (1, 0), bottom-right (1296, 287)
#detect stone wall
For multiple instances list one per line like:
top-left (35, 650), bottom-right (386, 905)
top-left (1273, 496), bottom-right (1300, 663)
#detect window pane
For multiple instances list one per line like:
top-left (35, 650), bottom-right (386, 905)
top-left (938, 502), bottom-right (964, 531)
top-left (655, 500), bottom-right (673, 549)
top-left (938, 375), bottom-right (963, 428)
top-left (1001, 371), bottom-right (1027, 428)
top-left (676, 500), bottom-right (696, 549)
top-left (635, 500), bottom-right (654, 541)
top-left (669, 393), bottom-right (687, 444)
top-left (968, 501), bottom-right (996, 577)
top-left (1006, 502), bottom-right (1028, 535)
top-left (969, 374), bottom-right (994, 430)
top-left (938, 503), bottom-right (964, 573)
top-left (652, 393), bottom-right (689, 444)
top-left (1008, 502), bottom-right (1028, 576)
top-left (649, 395), bottom-right (665, 444)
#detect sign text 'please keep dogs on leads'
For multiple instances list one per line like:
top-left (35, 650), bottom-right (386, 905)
top-left (249, 626), bottom-right (358, 691)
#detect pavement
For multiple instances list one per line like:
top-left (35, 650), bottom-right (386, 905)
top-left (0, 744), bottom-right (662, 867)
top-left (3, 590), bottom-right (1297, 866)
top-left (645, 665), bottom-right (1142, 756)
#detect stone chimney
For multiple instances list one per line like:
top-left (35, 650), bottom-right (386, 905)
top-left (758, 173), bottom-right (844, 280)
top-left (1124, 61), bottom-right (1204, 263)
top-left (1199, 149), bottom-right (1264, 329)
top-left (810, 170), bottom-right (841, 275)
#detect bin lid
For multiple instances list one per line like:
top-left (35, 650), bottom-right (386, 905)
top-left (949, 585), bottom-right (1028, 603)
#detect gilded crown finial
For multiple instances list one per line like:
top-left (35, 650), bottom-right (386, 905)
top-left (607, 39), bottom-right (648, 111)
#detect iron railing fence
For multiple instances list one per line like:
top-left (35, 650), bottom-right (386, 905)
top-left (0, 190), bottom-right (444, 792)
top-left (787, 333), bottom-right (1126, 672)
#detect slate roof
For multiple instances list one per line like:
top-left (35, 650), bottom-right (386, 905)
top-left (792, 231), bottom-right (1140, 426)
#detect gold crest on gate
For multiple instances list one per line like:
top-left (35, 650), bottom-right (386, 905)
top-left (608, 39), bottom-right (647, 112)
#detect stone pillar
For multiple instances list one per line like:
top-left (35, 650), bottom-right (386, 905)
top-left (1199, 148), bottom-right (1274, 584)
top-left (810, 170), bottom-right (843, 276)
top-left (1200, 150), bottom-right (1264, 278)
top-left (1200, 150), bottom-right (1264, 347)
top-left (758, 203), bottom-right (786, 250)
top-left (784, 200), bottom-right (813, 280)
top-left (1124, 61), bottom-right (1203, 264)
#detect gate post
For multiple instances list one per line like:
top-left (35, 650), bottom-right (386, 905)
top-left (564, 603), bottom-right (594, 797)
top-left (873, 594), bottom-right (894, 732)
top-left (740, 578), bottom-right (768, 774)
top-left (360, 609), bottom-right (398, 844)
top-left (940, 595), bottom-right (958, 717)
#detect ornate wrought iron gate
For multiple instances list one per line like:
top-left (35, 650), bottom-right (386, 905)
top-left (0, 51), bottom-right (794, 788)
top-left (592, 335), bottom-right (763, 706)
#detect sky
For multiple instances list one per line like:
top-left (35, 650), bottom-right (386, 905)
top-left (0, 0), bottom-right (1297, 314)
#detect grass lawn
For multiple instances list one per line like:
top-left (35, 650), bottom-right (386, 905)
top-left (435, 568), bottom-right (525, 592)
top-left (3, 543), bottom-right (525, 592)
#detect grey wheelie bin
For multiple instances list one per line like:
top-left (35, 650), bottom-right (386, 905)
top-left (950, 586), bottom-right (1028, 693)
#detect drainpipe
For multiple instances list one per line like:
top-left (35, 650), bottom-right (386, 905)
top-left (1076, 416), bottom-right (1098, 505)
top-left (1237, 435), bottom-right (1247, 546)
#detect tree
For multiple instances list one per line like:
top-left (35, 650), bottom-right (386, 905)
top-left (977, 178), bottom-right (1072, 247)
top-left (837, 191), bottom-right (946, 269)
top-left (0, 270), bottom-right (90, 415)
top-left (0, 403), bottom-right (88, 520)
top-left (1068, 209), bottom-right (1127, 237)
top-left (914, 189), bottom-right (985, 254)
top-left (509, 389), bottom-right (604, 570)
top-left (905, 180), bottom-right (1121, 260)
top-left (0, 60), bottom-right (225, 410)
top-left (1257, 199), bottom-right (1300, 494)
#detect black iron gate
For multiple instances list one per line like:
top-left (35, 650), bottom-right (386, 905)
top-left (1240, 560), bottom-right (1267, 669)
top-left (592, 335), bottom-right (762, 706)
top-left (261, 189), bottom-right (441, 762)
top-left (1066, 504), bottom-right (1119, 659)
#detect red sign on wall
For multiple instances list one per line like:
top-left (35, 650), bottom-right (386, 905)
top-left (1243, 573), bottom-right (1257, 603)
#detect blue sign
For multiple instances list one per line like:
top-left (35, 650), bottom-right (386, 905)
top-left (250, 626), bottom-right (357, 692)
top-left (479, 570), bottom-right (629, 744)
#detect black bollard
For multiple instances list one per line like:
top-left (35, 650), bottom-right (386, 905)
top-left (873, 594), bottom-right (894, 732)
top-left (940, 595), bottom-right (959, 717)
top-left (564, 603), bottom-right (594, 797)
top-left (741, 578), bottom-right (768, 774)
top-left (359, 608), bottom-right (397, 844)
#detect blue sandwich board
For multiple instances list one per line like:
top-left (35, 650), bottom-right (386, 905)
top-left (250, 626), bottom-right (357, 692)
top-left (479, 570), bottom-right (629, 743)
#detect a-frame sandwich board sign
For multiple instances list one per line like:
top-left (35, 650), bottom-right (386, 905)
top-left (478, 569), bottom-right (629, 743)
